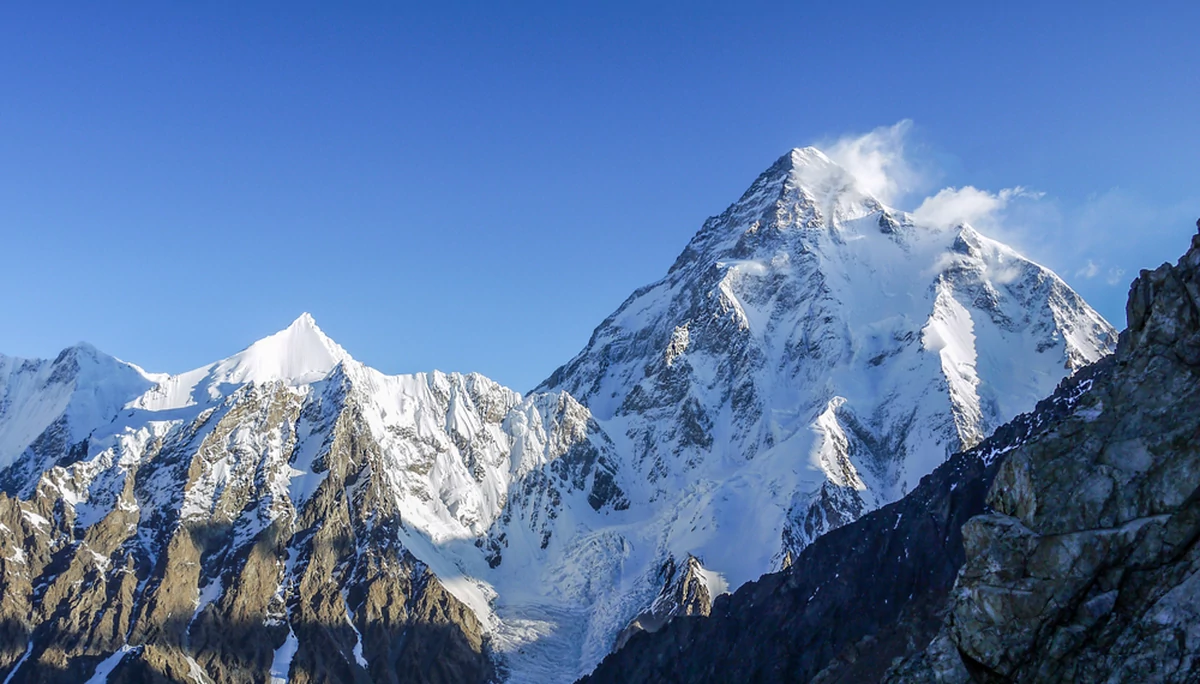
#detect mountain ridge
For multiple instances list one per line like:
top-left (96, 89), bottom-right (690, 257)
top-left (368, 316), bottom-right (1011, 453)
top-left (0, 148), bottom-right (1117, 683)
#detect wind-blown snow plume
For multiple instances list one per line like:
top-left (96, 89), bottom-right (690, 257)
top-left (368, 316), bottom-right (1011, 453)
top-left (822, 119), bottom-right (923, 205)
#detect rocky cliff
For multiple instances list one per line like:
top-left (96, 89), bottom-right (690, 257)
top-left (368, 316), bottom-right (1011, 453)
top-left (0, 369), bottom-right (497, 684)
top-left (0, 317), bottom-right (627, 683)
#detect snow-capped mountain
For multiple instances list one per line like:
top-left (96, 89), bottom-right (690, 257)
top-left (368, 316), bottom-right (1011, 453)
top-left (0, 148), bottom-right (1116, 684)
top-left (540, 147), bottom-right (1113, 572)
top-left (582, 214), bottom-right (1200, 684)
top-left (0, 343), bottom-right (160, 493)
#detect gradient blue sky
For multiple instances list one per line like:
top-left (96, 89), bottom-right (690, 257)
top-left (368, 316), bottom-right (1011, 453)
top-left (1, 2), bottom-right (1197, 391)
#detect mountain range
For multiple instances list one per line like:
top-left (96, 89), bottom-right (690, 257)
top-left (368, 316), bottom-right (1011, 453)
top-left (583, 214), bottom-right (1200, 684)
top-left (0, 148), bottom-right (1117, 683)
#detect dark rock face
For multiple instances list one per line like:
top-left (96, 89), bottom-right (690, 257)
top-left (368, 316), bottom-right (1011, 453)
top-left (581, 225), bottom-right (1200, 684)
top-left (579, 360), bottom-right (1103, 684)
top-left (614, 555), bottom-right (714, 652)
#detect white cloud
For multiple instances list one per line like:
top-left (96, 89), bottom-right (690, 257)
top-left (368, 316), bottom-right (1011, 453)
top-left (822, 120), bottom-right (924, 206)
top-left (816, 121), bottom-right (1041, 236)
top-left (813, 120), bottom-right (1194, 317)
top-left (910, 186), bottom-right (1038, 230)
top-left (989, 264), bottom-right (1025, 285)
top-left (1076, 260), bottom-right (1100, 279)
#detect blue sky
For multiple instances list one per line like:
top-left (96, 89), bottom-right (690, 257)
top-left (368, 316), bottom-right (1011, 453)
top-left (1, 2), bottom-right (1196, 391)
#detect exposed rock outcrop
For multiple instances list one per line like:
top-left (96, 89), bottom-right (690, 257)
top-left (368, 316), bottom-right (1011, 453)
top-left (0, 377), bottom-right (497, 684)
top-left (614, 555), bottom-right (715, 651)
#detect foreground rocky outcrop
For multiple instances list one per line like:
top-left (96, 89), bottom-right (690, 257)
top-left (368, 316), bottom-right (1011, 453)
top-left (583, 226), bottom-right (1200, 683)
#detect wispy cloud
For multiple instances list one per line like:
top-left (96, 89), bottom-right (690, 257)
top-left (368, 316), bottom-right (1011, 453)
top-left (822, 120), bottom-right (925, 206)
top-left (820, 121), bottom-right (1034, 237)
top-left (911, 186), bottom-right (1040, 231)
top-left (1076, 260), bottom-right (1100, 279)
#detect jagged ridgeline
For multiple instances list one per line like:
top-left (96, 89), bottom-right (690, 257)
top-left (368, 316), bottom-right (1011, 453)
top-left (582, 224), bottom-right (1200, 683)
top-left (0, 149), bottom-right (1115, 683)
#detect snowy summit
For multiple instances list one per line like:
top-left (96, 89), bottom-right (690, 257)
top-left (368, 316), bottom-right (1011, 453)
top-left (208, 312), bottom-right (352, 388)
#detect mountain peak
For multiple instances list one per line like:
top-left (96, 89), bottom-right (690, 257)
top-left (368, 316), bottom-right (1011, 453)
top-left (783, 146), bottom-right (883, 219)
top-left (66, 340), bottom-right (101, 355)
top-left (210, 312), bottom-right (352, 387)
top-left (787, 145), bottom-right (836, 167)
top-left (684, 145), bottom-right (880, 253)
top-left (50, 341), bottom-right (155, 383)
top-left (751, 146), bottom-right (842, 183)
top-left (289, 311), bottom-right (319, 330)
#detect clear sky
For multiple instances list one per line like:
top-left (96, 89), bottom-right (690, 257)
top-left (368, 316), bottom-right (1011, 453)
top-left (1, 2), bottom-right (1197, 392)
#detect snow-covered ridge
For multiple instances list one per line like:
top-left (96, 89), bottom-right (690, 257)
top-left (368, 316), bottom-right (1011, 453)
top-left (0, 311), bottom-right (634, 681)
top-left (209, 312), bottom-right (350, 387)
top-left (0, 313), bottom-right (352, 475)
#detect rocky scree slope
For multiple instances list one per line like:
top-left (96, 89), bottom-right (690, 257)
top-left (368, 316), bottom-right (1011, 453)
top-left (582, 225), bottom-right (1200, 684)
top-left (0, 148), bottom-right (1116, 683)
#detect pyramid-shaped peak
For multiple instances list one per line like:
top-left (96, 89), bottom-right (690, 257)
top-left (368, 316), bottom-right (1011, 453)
top-left (273, 311), bottom-right (333, 340)
top-left (290, 311), bottom-right (318, 328)
top-left (784, 146), bottom-right (867, 195)
top-left (747, 146), bottom-right (880, 210)
top-left (752, 146), bottom-right (841, 182)
top-left (730, 146), bottom-right (883, 228)
top-left (788, 146), bottom-right (837, 167)
top-left (268, 312), bottom-right (340, 348)
top-left (210, 312), bottom-right (353, 387)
